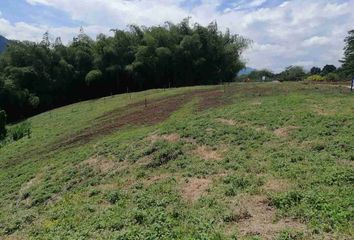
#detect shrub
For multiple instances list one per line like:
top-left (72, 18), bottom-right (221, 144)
top-left (106, 191), bottom-right (121, 204)
top-left (10, 121), bottom-right (32, 141)
top-left (147, 141), bottom-right (183, 167)
top-left (324, 72), bottom-right (340, 81)
top-left (85, 70), bottom-right (103, 86)
top-left (0, 110), bottom-right (6, 140)
top-left (280, 66), bottom-right (306, 81)
top-left (305, 74), bottom-right (325, 81)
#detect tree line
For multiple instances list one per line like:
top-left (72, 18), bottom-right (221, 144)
top-left (0, 19), bottom-right (250, 123)
top-left (240, 64), bottom-right (345, 82)
top-left (239, 30), bottom-right (354, 83)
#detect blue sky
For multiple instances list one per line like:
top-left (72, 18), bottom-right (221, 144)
top-left (1, 0), bottom-right (353, 72)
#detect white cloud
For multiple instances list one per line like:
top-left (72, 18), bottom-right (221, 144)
top-left (0, 18), bottom-right (109, 43)
top-left (1, 0), bottom-right (353, 72)
top-left (302, 36), bottom-right (330, 47)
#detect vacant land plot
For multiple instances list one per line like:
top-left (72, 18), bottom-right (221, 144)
top-left (0, 82), bottom-right (353, 240)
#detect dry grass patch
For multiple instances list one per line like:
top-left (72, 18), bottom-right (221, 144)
top-left (17, 171), bottom-right (44, 206)
top-left (81, 156), bottom-right (116, 173)
top-left (216, 118), bottom-right (236, 126)
top-left (229, 194), bottom-right (306, 239)
top-left (2, 234), bottom-right (28, 240)
top-left (147, 133), bottom-right (181, 143)
top-left (143, 173), bottom-right (173, 186)
top-left (312, 104), bottom-right (337, 116)
top-left (193, 145), bottom-right (223, 161)
top-left (274, 126), bottom-right (299, 137)
top-left (181, 177), bottom-right (212, 203)
top-left (263, 177), bottom-right (292, 193)
top-left (250, 100), bottom-right (262, 106)
top-left (337, 160), bottom-right (354, 167)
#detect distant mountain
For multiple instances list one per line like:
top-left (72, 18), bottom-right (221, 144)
top-left (0, 36), bottom-right (8, 54)
top-left (237, 67), bottom-right (256, 76)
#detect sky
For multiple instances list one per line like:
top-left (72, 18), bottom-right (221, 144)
top-left (0, 0), bottom-right (353, 72)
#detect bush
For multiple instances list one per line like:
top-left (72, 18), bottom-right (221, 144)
top-left (85, 70), bottom-right (103, 86)
top-left (324, 72), bottom-right (340, 81)
top-left (10, 121), bottom-right (32, 141)
top-left (305, 74), bottom-right (325, 81)
top-left (280, 66), bottom-right (306, 81)
top-left (106, 191), bottom-right (121, 204)
top-left (0, 110), bottom-right (6, 140)
top-left (147, 141), bottom-right (183, 167)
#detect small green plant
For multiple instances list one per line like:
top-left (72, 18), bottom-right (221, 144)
top-left (106, 191), bottom-right (121, 204)
top-left (271, 190), bottom-right (304, 208)
top-left (147, 140), bottom-right (183, 167)
top-left (276, 230), bottom-right (304, 240)
top-left (10, 121), bottom-right (32, 141)
top-left (224, 175), bottom-right (252, 196)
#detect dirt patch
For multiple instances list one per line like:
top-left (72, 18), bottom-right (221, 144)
top-left (143, 173), bottom-right (172, 186)
top-left (263, 177), bottom-right (292, 193)
top-left (193, 145), bottom-right (222, 161)
top-left (147, 133), bottom-right (181, 143)
top-left (274, 126), bottom-right (298, 137)
top-left (52, 89), bottom-right (226, 150)
top-left (337, 160), bottom-right (354, 167)
top-left (250, 100), bottom-right (262, 106)
top-left (232, 194), bottom-right (306, 239)
top-left (197, 90), bottom-right (228, 111)
top-left (59, 94), bottom-right (191, 147)
top-left (313, 105), bottom-right (337, 116)
top-left (2, 234), bottom-right (28, 240)
top-left (216, 118), bottom-right (236, 126)
top-left (17, 171), bottom-right (43, 206)
top-left (181, 177), bottom-right (212, 203)
top-left (81, 156), bottom-right (115, 173)
top-left (19, 174), bottom-right (42, 193)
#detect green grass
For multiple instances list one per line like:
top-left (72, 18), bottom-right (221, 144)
top-left (0, 82), bottom-right (353, 240)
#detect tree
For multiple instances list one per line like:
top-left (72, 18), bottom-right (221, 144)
top-left (310, 67), bottom-right (321, 75)
top-left (0, 110), bottom-right (6, 139)
top-left (0, 20), bottom-right (250, 122)
top-left (341, 30), bottom-right (354, 76)
top-left (85, 70), bottom-right (103, 86)
top-left (322, 65), bottom-right (336, 75)
top-left (279, 66), bottom-right (305, 81)
top-left (248, 69), bottom-right (274, 81)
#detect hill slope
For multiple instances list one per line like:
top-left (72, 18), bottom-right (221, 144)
top-left (0, 82), bottom-right (353, 239)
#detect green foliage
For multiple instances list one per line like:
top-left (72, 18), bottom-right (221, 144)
top-left (279, 66), bottom-right (306, 81)
top-left (310, 67), bottom-right (321, 75)
top-left (321, 65), bottom-right (336, 75)
top-left (9, 121), bottom-right (31, 141)
top-left (247, 69), bottom-right (274, 81)
top-left (85, 69), bottom-right (102, 86)
top-left (106, 190), bottom-right (121, 204)
top-left (0, 110), bottom-right (6, 139)
top-left (0, 21), bottom-right (249, 122)
top-left (324, 72), bottom-right (340, 81)
top-left (0, 83), bottom-right (353, 239)
top-left (341, 30), bottom-right (354, 75)
top-left (305, 75), bottom-right (325, 81)
top-left (276, 230), bottom-right (304, 240)
top-left (147, 141), bottom-right (183, 167)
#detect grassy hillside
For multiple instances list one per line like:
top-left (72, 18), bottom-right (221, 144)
top-left (0, 82), bottom-right (353, 240)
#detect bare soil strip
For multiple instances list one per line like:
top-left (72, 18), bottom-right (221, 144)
top-left (52, 89), bottom-right (228, 149)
